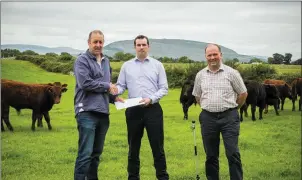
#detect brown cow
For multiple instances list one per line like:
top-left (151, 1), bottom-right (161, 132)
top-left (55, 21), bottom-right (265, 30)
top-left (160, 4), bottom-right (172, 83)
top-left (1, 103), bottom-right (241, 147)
top-left (263, 79), bottom-right (292, 113)
top-left (33, 82), bottom-right (68, 128)
top-left (1, 79), bottom-right (68, 131)
top-left (263, 79), bottom-right (286, 85)
top-left (291, 78), bottom-right (302, 111)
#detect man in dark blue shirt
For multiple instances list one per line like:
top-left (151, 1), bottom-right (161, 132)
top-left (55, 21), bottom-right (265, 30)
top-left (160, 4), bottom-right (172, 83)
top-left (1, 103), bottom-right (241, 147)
top-left (73, 30), bottom-right (120, 180)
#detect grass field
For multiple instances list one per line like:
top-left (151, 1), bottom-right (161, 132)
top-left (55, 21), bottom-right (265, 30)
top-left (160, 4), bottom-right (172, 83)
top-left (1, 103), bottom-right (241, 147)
top-left (1, 59), bottom-right (301, 180)
top-left (239, 64), bottom-right (301, 75)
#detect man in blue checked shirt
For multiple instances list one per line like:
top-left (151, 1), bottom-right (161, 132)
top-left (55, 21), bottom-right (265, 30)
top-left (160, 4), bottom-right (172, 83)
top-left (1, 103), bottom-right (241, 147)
top-left (114, 35), bottom-right (169, 180)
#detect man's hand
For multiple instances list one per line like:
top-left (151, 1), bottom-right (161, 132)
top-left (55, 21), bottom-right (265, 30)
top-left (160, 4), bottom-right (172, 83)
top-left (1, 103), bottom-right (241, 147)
top-left (139, 98), bottom-right (152, 106)
top-left (115, 96), bottom-right (125, 103)
top-left (109, 83), bottom-right (118, 95)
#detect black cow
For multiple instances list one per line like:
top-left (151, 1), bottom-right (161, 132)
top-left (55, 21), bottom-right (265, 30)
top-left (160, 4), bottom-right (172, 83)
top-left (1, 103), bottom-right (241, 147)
top-left (263, 79), bottom-right (292, 112)
top-left (240, 81), bottom-right (266, 121)
top-left (275, 84), bottom-right (292, 110)
top-left (291, 78), bottom-right (302, 111)
top-left (240, 80), bottom-right (279, 121)
top-left (180, 79), bottom-right (196, 120)
top-left (264, 84), bottom-right (280, 116)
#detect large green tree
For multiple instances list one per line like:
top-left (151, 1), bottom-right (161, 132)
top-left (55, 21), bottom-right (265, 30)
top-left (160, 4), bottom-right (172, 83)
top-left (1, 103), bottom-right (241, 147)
top-left (22, 50), bottom-right (39, 56)
top-left (283, 53), bottom-right (292, 64)
top-left (113, 52), bottom-right (135, 61)
top-left (272, 53), bottom-right (284, 64)
top-left (267, 57), bottom-right (274, 64)
top-left (1, 48), bottom-right (21, 57)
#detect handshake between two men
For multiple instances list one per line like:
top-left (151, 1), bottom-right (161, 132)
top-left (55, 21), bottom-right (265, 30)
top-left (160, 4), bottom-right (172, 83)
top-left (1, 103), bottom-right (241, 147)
top-left (108, 83), bottom-right (152, 106)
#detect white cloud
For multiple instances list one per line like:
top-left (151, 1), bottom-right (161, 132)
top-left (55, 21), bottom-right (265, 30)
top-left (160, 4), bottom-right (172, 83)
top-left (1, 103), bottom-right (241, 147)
top-left (1, 2), bottom-right (301, 60)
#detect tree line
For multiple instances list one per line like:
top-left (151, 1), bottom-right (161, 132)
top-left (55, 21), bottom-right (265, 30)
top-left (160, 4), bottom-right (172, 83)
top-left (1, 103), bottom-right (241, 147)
top-left (1, 48), bottom-right (301, 65)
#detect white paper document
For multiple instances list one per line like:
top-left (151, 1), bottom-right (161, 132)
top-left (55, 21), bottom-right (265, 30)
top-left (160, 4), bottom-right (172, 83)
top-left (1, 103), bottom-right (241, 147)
top-left (115, 97), bottom-right (145, 110)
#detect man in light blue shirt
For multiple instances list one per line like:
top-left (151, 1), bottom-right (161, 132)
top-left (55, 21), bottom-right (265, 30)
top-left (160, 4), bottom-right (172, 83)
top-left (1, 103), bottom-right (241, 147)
top-left (115, 35), bottom-right (169, 180)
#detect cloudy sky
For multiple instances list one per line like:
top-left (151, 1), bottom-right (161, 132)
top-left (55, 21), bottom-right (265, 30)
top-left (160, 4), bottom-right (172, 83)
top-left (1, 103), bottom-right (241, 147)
top-left (1, 2), bottom-right (301, 60)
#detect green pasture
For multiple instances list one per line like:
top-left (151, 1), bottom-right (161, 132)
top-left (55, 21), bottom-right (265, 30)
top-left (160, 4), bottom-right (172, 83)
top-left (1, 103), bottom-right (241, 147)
top-left (239, 64), bottom-right (301, 75)
top-left (1, 59), bottom-right (301, 180)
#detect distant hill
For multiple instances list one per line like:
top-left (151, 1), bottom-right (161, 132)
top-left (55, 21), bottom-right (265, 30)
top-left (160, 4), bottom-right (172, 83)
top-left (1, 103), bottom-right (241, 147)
top-left (104, 39), bottom-right (269, 62)
top-left (2, 39), bottom-right (268, 62)
top-left (1, 44), bottom-right (84, 56)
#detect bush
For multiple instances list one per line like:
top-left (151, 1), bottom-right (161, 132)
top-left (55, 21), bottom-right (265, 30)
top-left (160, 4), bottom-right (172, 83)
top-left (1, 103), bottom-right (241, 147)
top-left (165, 66), bottom-right (187, 88)
top-left (185, 62), bottom-right (206, 80)
top-left (224, 59), bottom-right (241, 69)
top-left (165, 62), bottom-right (206, 88)
top-left (59, 55), bottom-right (74, 62)
top-left (45, 52), bottom-right (58, 57)
top-left (111, 71), bottom-right (119, 83)
top-left (238, 64), bottom-right (277, 82)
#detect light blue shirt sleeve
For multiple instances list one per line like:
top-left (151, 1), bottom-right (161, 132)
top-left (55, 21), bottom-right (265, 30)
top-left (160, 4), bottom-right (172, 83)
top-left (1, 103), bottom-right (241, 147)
top-left (150, 63), bottom-right (168, 104)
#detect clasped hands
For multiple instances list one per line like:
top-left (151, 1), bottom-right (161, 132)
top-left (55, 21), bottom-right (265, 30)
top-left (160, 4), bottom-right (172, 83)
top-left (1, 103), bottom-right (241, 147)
top-left (109, 83), bottom-right (124, 103)
top-left (109, 83), bottom-right (118, 95)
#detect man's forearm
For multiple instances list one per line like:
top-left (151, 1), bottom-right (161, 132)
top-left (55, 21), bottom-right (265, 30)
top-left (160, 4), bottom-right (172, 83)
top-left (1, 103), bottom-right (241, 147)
top-left (236, 92), bottom-right (248, 108)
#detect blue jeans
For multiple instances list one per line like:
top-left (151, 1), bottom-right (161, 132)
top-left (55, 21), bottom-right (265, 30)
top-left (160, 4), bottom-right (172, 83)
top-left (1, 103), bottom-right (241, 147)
top-left (74, 111), bottom-right (109, 180)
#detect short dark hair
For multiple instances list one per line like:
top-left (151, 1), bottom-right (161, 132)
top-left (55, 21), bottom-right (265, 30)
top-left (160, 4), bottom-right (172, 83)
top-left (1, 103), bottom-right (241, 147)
top-left (88, 30), bottom-right (104, 42)
top-left (134, 35), bottom-right (149, 46)
top-left (205, 43), bottom-right (221, 53)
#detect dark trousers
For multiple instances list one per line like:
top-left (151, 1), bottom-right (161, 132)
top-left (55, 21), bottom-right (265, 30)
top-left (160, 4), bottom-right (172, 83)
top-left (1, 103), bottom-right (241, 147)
top-left (125, 103), bottom-right (169, 180)
top-left (74, 111), bottom-right (109, 180)
top-left (199, 108), bottom-right (243, 180)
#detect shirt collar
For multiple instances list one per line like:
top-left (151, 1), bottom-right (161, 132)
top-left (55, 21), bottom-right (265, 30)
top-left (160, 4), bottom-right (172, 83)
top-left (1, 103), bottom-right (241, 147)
top-left (86, 49), bottom-right (105, 61)
top-left (135, 56), bottom-right (150, 62)
top-left (205, 63), bottom-right (225, 73)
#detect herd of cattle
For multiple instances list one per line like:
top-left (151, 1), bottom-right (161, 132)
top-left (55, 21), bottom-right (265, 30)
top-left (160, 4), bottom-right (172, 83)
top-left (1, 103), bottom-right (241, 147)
top-left (1, 79), bottom-right (68, 131)
top-left (1, 77), bottom-right (301, 132)
top-left (180, 78), bottom-right (302, 121)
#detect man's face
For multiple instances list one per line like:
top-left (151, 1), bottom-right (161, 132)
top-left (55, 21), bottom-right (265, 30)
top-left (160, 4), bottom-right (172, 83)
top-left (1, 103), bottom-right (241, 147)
top-left (205, 45), bottom-right (222, 69)
top-left (135, 38), bottom-right (149, 59)
top-left (88, 33), bottom-right (104, 56)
